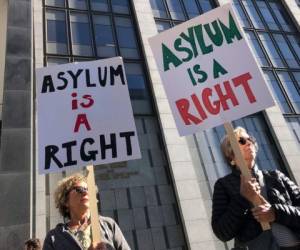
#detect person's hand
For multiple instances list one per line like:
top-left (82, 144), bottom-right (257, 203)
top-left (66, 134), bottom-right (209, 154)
top-left (240, 175), bottom-right (261, 203)
top-left (88, 242), bottom-right (107, 250)
top-left (252, 203), bottom-right (275, 223)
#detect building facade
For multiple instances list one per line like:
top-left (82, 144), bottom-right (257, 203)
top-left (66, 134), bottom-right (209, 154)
top-left (0, 0), bottom-right (300, 249)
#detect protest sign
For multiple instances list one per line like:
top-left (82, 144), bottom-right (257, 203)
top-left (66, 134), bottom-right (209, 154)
top-left (149, 3), bottom-right (274, 136)
top-left (36, 57), bottom-right (141, 174)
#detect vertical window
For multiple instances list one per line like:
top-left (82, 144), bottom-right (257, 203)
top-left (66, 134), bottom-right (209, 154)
top-left (156, 21), bottom-right (171, 33)
top-left (287, 35), bottom-right (300, 62)
top-left (45, 0), bottom-right (65, 7)
top-left (47, 57), bottom-right (69, 66)
top-left (112, 0), bottom-right (130, 14)
top-left (277, 72), bottom-right (300, 113)
top-left (293, 72), bottom-right (300, 89)
top-left (232, 0), bottom-right (250, 28)
top-left (245, 31), bottom-right (268, 66)
top-left (91, 0), bottom-right (109, 12)
top-left (151, 0), bottom-right (215, 30)
top-left (198, 0), bottom-right (214, 12)
top-left (273, 34), bottom-right (299, 68)
top-left (263, 71), bottom-right (291, 113)
top-left (115, 17), bottom-right (139, 59)
top-left (234, 0), bottom-right (300, 117)
top-left (68, 0), bottom-right (87, 10)
top-left (182, 0), bottom-right (200, 19)
top-left (150, 0), bottom-right (168, 18)
top-left (70, 13), bottom-right (93, 56)
top-left (166, 0), bottom-right (185, 20)
top-left (256, 1), bottom-right (279, 30)
top-left (258, 33), bottom-right (284, 67)
top-left (125, 63), bottom-right (147, 100)
top-left (269, 2), bottom-right (294, 32)
top-left (93, 15), bottom-right (116, 57)
top-left (46, 11), bottom-right (68, 55)
top-left (242, 0), bottom-right (264, 29)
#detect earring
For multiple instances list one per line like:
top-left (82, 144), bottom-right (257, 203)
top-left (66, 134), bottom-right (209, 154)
top-left (230, 160), bottom-right (235, 166)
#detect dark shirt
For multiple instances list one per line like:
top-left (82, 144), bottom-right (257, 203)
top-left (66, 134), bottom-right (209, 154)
top-left (211, 167), bottom-right (300, 244)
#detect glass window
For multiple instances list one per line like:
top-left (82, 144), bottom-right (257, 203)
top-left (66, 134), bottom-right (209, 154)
top-left (73, 57), bottom-right (91, 62)
top-left (91, 0), bottom-right (109, 12)
top-left (256, 1), bottom-right (279, 31)
top-left (263, 71), bottom-right (291, 113)
top-left (258, 32), bottom-right (284, 67)
top-left (68, 0), bottom-right (87, 10)
top-left (293, 72), bottom-right (300, 89)
top-left (115, 17), bottom-right (139, 59)
top-left (156, 20), bottom-right (171, 33)
top-left (47, 57), bottom-right (69, 66)
top-left (124, 63), bottom-right (148, 100)
top-left (183, 0), bottom-right (200, 19)
top-left (198, 0), bottom-right (214, 13)
top-left (166, 0), bottom-right (185, 20)
top-left (269, 2), bottom-right (294, 32)
top-left (93, 15), bottom-right (116, 57)
top-left (45, 0), bottom-right (65, 7)
top-left (112, 0), bottom-right (129, 14)
top-left (277, 72), bottom-right (300, 113)
top-left (232, 0), bottom-right (250, 28)
top-left (46, 10), bottom-right (68, 54)
top-left (241, 0), bottom-right (265, 29)
top-left (150, 0), bottom-right (167, 18)
top-left (287, 35), bottom-right (300, 62)
top-left (70, 13), bottom-right (93, 56)
top-left (273, 34), bottom-right (299, 68)
top-left (245, 31), bottom-right (269, 66)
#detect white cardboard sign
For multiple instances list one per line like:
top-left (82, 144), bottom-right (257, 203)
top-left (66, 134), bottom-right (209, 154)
top-left (149, 3), bottom-right (274, 136)
top-left (36, 57), bottom-right (141, 174)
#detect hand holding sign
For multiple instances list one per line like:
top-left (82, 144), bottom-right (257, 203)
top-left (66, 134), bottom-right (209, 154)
top-left (37, 58), bottom-right (141, 248)
top-left (149, 3), bottom-right (274, 232)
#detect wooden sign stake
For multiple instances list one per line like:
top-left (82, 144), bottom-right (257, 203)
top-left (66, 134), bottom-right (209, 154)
top-left (224, 122), bottom-right (270, 230)
top-left (86, 165), bottom-right (102, 243)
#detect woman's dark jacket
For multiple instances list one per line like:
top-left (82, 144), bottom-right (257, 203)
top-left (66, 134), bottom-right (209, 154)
top-left (211, 168), bottom-right (300, 243)
top-left (43, 216), bottom-right (131, 250)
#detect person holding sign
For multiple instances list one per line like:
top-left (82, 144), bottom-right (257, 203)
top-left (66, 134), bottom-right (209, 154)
top-left (43, 174), bottom-right (130, 250)
top-left (211, 127), bottom-right (300, 249)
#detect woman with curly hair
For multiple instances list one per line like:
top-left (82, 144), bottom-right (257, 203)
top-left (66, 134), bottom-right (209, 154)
top-left (43, 174), bottom-right (130, 250)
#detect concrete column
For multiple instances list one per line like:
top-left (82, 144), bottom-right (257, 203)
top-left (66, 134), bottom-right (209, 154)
top-left (0, 0), bottom-right (32, 249)
top-left (131, 1), bottom-right (224, 249)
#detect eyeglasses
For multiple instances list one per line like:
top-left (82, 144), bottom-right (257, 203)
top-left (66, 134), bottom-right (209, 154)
top-left (71, 186), bottom-right (88, 194)
top-left (238, 136), bottom-right (256, 145)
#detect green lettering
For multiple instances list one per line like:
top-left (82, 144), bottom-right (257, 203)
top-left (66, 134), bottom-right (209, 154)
top-left (174, 38), bottom-right (193, 62)
top-left (194, 24), bottom-right (213, 55)
top-left (180, 27), bottom-right (198, 58)
top-left (219, 11), bottom-right (242, 44)
top-left (194, 64), bottom-right (208, 83)
top-left (187, 68), bottom-right (197, 86)
top-left (213, 59), bottom-right (228, 79)
top-left (204, 20), bottom-right (223, 46)
top-left (162, 43), bottom-right (182, 71)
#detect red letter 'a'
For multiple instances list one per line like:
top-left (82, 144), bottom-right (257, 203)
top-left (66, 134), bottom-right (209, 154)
top-left (74, 114), bottom-right (91, 132)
